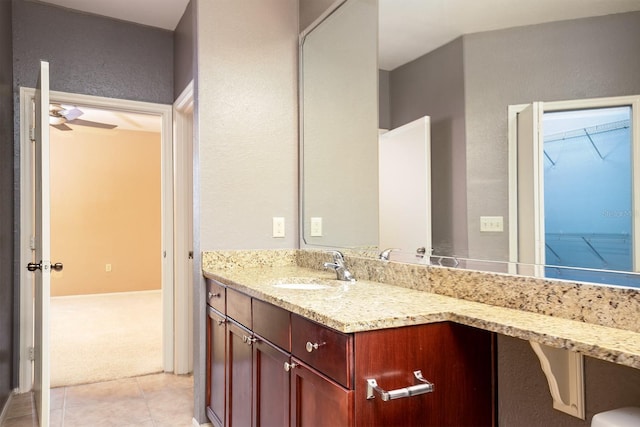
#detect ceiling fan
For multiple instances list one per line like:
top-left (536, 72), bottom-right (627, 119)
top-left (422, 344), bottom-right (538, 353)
top-left (49, 104), bottom-right (118, 131)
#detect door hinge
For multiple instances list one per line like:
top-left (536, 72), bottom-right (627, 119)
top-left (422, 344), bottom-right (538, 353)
top-left (29, 128), bottom-right (35, 142)
top-left (28, 347), bottom-right (35, 361)
top-left (30, 235), bottom-right (36, 250)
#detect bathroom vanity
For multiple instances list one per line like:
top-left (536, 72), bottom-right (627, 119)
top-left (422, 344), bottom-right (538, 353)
top-left (201, 249), bottom-right (640, 426)
top-left (204, 273), bottom-right (495, 427)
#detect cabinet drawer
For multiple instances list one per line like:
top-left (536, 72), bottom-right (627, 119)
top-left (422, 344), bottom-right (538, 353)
top-left (291, 314), bottom-right (353, 388)
top-left (206, 279), bottom-right (226, 313)
top-left (227, 288), bottom-right (252, 329)
top-left (253, 299), bottom-right (290, 351)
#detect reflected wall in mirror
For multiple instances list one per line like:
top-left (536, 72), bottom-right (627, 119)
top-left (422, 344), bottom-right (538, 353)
top-left (300, 0), bottom-right (378, 248)
top-left (300, 1), bottom-right (640, 286)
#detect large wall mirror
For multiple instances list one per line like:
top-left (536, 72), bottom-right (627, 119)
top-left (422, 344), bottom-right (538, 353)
top-left (300, 0), bottom-right (640, 287)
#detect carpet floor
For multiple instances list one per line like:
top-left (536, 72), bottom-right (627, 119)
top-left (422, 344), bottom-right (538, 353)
top-left (50, 290), bottom-right (163, 388)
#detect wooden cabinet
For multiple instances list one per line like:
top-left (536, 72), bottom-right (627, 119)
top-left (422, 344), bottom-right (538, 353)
top-left (253, 337), bottom-right (290, 427)
top-left (290, 359), bottom-right (354, 427)
top-left (226, 320), bottom-right (253, 427)
top-left (205, 277), bottom-right (495, 427)
top-left (206, 307), bottom-right (226, 427)
top-left (354, 322), bottom-right (494, 427)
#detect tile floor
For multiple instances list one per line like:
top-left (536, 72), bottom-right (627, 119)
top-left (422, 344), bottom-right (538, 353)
top-left (2, 373), bottom-right (194, 427)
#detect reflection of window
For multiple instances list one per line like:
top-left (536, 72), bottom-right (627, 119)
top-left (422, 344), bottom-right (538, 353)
top-left (543, 108), bottom-right (632, 285)
top-left (510, 96), bottom-right (640, 288)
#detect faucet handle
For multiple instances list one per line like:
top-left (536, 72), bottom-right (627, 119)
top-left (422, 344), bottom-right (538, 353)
top-left (379, 248), bottom-right (399, 261)
top-left (326, 250), bottom-right (345, 263)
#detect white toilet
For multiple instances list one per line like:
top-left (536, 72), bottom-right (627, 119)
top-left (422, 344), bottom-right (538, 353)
top-left (591, 407), bottom-right (640, 427)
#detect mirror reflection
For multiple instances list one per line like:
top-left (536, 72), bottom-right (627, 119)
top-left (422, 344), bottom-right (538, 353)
top-left (300, 0), bottom-right (640, 287)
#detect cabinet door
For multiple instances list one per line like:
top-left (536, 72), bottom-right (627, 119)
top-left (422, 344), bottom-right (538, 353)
top-left (290, 359), bottom-right (354, 427)
top-left (253, 336), bottom-right (290, 427)
top-left (207, 308), bottom-right (226, 427)
top-left (227, 321), bottom-right (253, 427)
top-left (354, 322), bottom-right (494, 427)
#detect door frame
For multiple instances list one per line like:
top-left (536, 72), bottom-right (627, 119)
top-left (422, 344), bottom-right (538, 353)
top-left (18, 88), bottom-right (184, 391)
top-left (508, 94), bottom-right (640, 271)
top-left (173, 81), bottom-right (194, 374)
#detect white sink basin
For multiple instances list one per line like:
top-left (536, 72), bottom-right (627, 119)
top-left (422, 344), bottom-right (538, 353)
top-left (273, 282), bottom-right (331, 290)
top-left (271, 277), bottom-right (334, 290)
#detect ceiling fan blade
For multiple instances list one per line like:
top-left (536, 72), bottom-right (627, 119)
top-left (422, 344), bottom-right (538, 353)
top-left (51, 123), bottom-right (72, 131)
top-left (61, 108), bottom-right (83, 121)
top-left (67, 119), bottom-right (118, 130)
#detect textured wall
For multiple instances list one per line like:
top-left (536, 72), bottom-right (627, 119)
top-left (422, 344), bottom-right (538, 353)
top-left (12, 0), bottom-right (173, 104)
top-left (389, 38), bottom-right (468, 257)
top-left (193, 0), bottom-right (299, 422)
top-left (462, 12), bottom-right (640, 426)
top-left (299, 0), bottom-right (336, 31)
top-left (0, 0), bottom-right (13, 405)
top-left (464, 11), bottom-right (640, 262)
top-left (174, 0), bottom-right (194, 98)
top-left (498, 335), bottom-right (640, 426)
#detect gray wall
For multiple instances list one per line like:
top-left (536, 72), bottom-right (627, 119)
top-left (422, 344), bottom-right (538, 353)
top-left (12, 0), bottom-right (173, 104)
top-left (499, 335), bottom-right (640, 426)
top-left (0, 0), bottom-right (14, 408)
top-left (464, 11), bottom-right (640, 262)
top-left (463, 13), bottom-right (640, 426)
top-left (378, 69), bottom-right (390, 130)
top-left (10, 0), bottom-right (174, 398)
top-left (174, 0), bottom-right (194, 98)
top-left (299, 0), bottom-right (336, 31)
top-left (193, 0), bottom-right (298, 422)
top-left (388, 12), bottom-right (640, 426)
top-left (389, 37), bottom-right (468, 257)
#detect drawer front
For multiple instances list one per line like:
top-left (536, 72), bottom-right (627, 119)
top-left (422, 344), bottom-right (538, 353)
top-left (291, 314), bottom-right (353, 388)
top-left (253, 299), bottom-right (290, 352)
top-left (206, 279), bottom-right (226, 313)
top-left (227, 288), bottom-right (252, 329)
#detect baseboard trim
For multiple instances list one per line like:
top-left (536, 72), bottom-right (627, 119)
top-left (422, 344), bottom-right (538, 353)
top-left (192, 417), bottom-right (213, 427)
top-left (0, 391), bottom-right (15, 426)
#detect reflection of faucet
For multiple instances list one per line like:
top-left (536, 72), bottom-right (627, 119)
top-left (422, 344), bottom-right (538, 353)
top-left (379, 248), bottom-right (399, 261)
top-left (323, 251), bottom-right (355, 282)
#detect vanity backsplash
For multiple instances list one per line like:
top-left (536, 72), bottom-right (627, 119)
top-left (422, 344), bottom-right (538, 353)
top-left (202, 249), bottom-right (640, 333)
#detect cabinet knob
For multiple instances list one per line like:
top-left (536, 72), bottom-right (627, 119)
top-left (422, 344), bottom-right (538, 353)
top-left (306, 341), bottom-right (326, 353)
top-left (284, 361), bottom-right (298, 372)
top-left (216, 318), bottom-right (226, 327)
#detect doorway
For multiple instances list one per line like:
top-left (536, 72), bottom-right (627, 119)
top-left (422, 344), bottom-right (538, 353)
top-left (18, 88), bottom-right (192, 392)
top-left (508, 95), bottom-right (640, 286)
top-left (48, 105), bottom-right (163, 386)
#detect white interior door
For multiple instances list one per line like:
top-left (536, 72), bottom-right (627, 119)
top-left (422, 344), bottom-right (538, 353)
top-left (378, 116), bottom-right (432, 257)
top-left (32, 60), bottom-right (52, 427)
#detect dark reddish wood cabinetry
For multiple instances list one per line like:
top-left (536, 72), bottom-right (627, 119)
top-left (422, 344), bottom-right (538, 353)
top-left (205, 277), bottom-right (495, 427)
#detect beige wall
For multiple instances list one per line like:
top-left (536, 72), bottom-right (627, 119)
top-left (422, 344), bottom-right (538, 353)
top-left (50, 126), bottom-right (161, 296)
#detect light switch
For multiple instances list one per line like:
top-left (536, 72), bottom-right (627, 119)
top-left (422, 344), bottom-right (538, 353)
top-left (480, 216), bottom-right (503, 232)
top-left (105, 263), bottom-right (112, 272)
top-left (310, 217), bottom-right (323, 237)
top-left (272, 217), bottom-right (285, 238)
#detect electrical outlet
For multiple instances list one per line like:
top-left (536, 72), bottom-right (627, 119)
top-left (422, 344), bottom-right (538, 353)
top-left (106, 263), bottom-right (112, 272)
top-left (273, 217), bottom-right (285, 238)
top-left (310, 217), bottom-right (323, 237)
top-left (480, 216), bottom-right (503, 232)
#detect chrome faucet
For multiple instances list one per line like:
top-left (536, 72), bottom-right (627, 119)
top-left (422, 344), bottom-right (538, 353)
top-left (323, 251), bottom-right (355, 282)
top-left (379, 248), bottom-right (399, 261)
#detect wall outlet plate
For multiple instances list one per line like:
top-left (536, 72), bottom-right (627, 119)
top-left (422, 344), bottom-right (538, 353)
top-left (272, 217), bottom-right (285, 238)
top-left (310, 217), bottom-right (323, 237)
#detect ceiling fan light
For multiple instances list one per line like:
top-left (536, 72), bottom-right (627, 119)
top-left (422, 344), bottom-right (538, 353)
top-left (49, 116), bottom-right (66, 125)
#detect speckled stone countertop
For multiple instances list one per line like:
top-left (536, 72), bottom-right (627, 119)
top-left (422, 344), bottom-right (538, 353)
top-left (202, 249), bottom-right (640, 370)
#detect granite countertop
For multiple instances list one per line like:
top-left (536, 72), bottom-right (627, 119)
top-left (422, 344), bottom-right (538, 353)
top-left (203, 264), bottom-right (640, 370)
